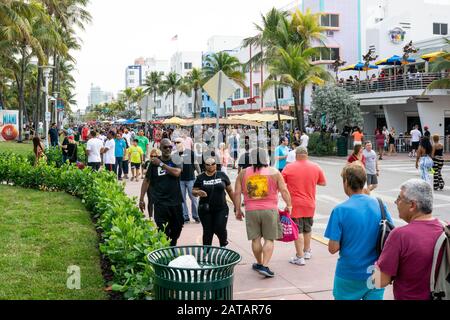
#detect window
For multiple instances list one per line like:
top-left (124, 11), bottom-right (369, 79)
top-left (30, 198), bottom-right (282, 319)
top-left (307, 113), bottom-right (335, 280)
top-left (184, 62), bottom-right (193, 70)
top-left (254, 84), bottom-right (260, 97)
top-left (320, 14), bottom-right (339, 28)
top-left (129, 79), bottom-right (135, 84)
top-left (243, 88), bottom-right (250, 98)
top-left (312, 47), bottom-right (340, 61)
top-left (433, 23), bottom-right (448, 35)
top-left (188, 103), bottom-right (192, 113)
top-left (234, 89), bottom-right (241, 99)
top-left (277, 87), bottom-right (284, 99)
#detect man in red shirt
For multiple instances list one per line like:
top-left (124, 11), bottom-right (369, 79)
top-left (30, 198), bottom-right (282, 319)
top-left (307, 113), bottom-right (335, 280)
top-left (81, 125), bottom-right (90, 142)
top-left (283, 146), bottom-right (327, 266)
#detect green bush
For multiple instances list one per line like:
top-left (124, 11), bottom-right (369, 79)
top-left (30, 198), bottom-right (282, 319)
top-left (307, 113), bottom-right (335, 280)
top-left (307, 132), bottom-right (337, 157)
top-left (0, 152), bottom-right (170, 300)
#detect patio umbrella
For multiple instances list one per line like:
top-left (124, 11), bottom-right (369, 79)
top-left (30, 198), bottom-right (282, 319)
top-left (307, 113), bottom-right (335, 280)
top-left (375, 55), bottom-right (415, 66)
top-left (163, 117), bottom-right (188, 126)
top-left (341, 62), bottom-right (378, 71)
top-left (421, 51), bottom-right (445, 62)
top-left (124, 119), bottom-right (138, 125)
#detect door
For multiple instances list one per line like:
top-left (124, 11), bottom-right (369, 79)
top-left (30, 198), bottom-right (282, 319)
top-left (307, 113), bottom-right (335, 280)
top-left (407, 117), bottom-right (422, 134)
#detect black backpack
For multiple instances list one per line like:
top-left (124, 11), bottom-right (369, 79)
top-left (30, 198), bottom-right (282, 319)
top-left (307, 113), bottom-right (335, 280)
top-left (376, 198), bottom-right (395, 256)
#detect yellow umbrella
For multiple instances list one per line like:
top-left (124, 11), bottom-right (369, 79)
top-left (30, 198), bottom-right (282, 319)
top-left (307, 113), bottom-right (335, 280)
top-left (163, 117), bottom-right (187, 125)
top-left (421, 51), bottom-right (445, 62)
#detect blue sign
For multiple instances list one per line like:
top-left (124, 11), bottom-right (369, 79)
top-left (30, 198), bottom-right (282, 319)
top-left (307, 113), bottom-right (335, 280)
top-left (57, 98), bottom-right (64, 110)
top-left (3, 113), bottom-right (17, 125)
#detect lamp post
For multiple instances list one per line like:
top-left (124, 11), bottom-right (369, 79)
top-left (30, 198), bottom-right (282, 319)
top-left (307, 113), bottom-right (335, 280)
top-left (40, 66), bottom-right (54, 148)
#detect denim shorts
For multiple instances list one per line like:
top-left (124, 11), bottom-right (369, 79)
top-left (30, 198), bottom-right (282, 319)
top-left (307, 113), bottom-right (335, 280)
top-left (333, 276), bottom-right (385, 300)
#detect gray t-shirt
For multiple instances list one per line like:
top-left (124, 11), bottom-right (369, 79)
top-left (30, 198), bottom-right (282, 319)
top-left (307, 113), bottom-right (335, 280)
top-left (363, 149), bottom-right (377, 175)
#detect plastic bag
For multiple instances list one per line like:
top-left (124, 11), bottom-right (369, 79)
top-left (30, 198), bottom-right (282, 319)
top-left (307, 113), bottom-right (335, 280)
top-left (277, 210), bottom-right (299, 243)
top-left (168, 255), bottom-right (200, 269)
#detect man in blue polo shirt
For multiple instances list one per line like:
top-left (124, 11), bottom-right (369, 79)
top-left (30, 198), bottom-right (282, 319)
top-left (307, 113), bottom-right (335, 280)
top-left (115, 133), bottom-right (127, 180)
top-left (325, 164), bottom-right (393, 300)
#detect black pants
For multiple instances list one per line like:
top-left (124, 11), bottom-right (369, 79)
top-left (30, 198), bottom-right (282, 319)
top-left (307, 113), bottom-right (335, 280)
top-left (88, 162), bottom-right (101, 171)
top-left (199, 206), bottom-right (229, 247)
top-left (154, 203), bottom-right (184, 247)
top-left (122, 160), bottom-right (129, 175)
top-left (105, 163), bottom-right (116, 172)
top-left (433, 156), bottom-right (445, 190)
top-left (115, 157), bottom-right (123, 179)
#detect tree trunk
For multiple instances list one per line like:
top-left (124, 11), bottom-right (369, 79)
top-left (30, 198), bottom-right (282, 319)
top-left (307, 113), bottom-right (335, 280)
top-left (293, 88), bottom-right (301, 134)
top-left (172, 92), bottom-right (176, 117)
top-left (273, 76), bottom-right (282, 138)
top-left (193, 88), bottom-right (198, 119)
top-left (153, 91), bottom-right (157, 117)
top-left (17, 48), bottom-right (26, 143)
top-left (0, 89), bottom-right (5, 111)
top-left (35, 68), bottom-right (42, 133)
top-left (299, 87), bottom-right (306, 133)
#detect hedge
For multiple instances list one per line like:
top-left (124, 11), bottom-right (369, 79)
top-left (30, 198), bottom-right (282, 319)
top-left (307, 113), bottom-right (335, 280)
top-left (0, 152), bottom-right (170, 300)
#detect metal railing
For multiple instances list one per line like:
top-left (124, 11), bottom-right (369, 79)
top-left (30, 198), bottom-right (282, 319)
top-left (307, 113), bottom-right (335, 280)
top-left (338, 72), bottom-right (449, 94)
top-left (346, 135), bottom-right (450, 154)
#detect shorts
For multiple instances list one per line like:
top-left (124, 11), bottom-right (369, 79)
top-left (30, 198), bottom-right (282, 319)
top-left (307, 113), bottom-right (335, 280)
top-left (131, 162), bottom-right (141, 169)
top-left (230, 151), bottom-right (238, 160)
top-left (333, 276), bottom-right (385, 300)
top-left (292, 217), bottom-right (314, 234)
top-left (245, 209), bottom-right (282, 241)
top-left (412, 141), bottom-right (420, 151)
top-left (354, 141), bottom-right (362, 147)
top-left (88, 162), bottom-right (101, 171)
top-left (367, 174), bottom-right (378, 186)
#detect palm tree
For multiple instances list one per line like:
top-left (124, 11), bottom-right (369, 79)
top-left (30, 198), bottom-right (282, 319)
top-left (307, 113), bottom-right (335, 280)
top-left (427, 41), bottom-right (450, 90)
top-left (266, 44), bottom-right (331, 132)
top-left (203, 52), bottom-right (245, 117)
top-left (183, 68), bottom-right (205, 118)
top-left (143, 71), bottom-right (163, 118)
top-left (290, 8), bottom-right (327, 48)
top-left (162, 72), bottom-right (184, 117)
top-left (243, 8), bottom-right (290, 135)
top-left (133, 87), bottom-right (146, 119)
top-left (121, 87), bottom-right (135, 111)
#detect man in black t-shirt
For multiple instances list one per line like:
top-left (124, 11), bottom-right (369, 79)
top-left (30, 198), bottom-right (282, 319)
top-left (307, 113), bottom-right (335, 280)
top-left (238, 143), bottom-right (251, 174)
top-left (48, 123), bottom-right (59, 147)
top-left (139, 139), bottom-right (184, 246)
top-left (173, 138), bottom-right (201, 224)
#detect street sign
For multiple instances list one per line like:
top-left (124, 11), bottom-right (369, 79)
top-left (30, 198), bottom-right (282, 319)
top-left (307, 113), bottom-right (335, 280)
top-left (203, 70), bottom-right (237, 106)
top-left (45, 112), bottom-right (51, 122)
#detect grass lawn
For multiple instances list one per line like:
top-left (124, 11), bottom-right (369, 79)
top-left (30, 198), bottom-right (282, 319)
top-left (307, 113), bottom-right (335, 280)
top-left (0, 141), bottom-right (33, 157)
top-left (0, 185), bottom-right (107, 300)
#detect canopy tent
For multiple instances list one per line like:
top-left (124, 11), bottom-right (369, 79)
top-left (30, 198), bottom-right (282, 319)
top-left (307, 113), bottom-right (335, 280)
top-left (162, 117), bottom-right (188, 126)
top-left (184, 118), bottom-right (262, 127)
top-left (340, 62), bottom-right (378, 71)
top-left (421, 51), bottom-right (445, 62)
top-left (124, 119), bottom-right (138, 125)
top-left (229, 114), bottom-right (295, 123)
top-left (375, 55), bottom-right (415, 66)
top-left (115, 119), bottom-right (127, 123)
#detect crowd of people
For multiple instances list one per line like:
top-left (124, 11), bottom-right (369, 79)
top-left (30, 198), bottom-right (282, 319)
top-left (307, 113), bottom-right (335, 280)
top-left (27, 120), bottom-right (448, 301)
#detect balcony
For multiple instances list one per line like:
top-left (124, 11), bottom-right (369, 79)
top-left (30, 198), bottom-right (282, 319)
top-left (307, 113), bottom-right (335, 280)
top-left (338, 72), bottom-right (449, 95)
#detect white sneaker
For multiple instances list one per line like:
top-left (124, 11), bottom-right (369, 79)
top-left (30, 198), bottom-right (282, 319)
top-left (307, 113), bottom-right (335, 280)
top-left (289, 256), bottom-right (306, 266)
top-left (304, 250), bottom-right (312, 260)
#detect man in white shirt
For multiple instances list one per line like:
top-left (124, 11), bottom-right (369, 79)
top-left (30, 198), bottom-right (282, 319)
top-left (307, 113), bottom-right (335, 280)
top-left (300, 131), bottom-right (309, 149)
top-left (363, 142), bottom-right (379, 191)
top-left (409, 125), bottom-right (422, 158)
top-left (287, 141), bottom-right (301, 164)
top-left (86, 131), bottom-right (103, 171)
top-left (101, 131), bottom-right (116, 172)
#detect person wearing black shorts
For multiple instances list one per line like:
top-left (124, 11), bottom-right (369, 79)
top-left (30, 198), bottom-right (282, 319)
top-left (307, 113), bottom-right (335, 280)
top-left (139, 139), bottom-right (184, 246)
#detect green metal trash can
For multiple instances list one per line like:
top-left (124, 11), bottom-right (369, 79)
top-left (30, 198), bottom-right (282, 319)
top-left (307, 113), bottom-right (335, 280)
top-left (336, 136), bottom-right (348, 157)
top-left (148, 246), bottom-right (242, 300)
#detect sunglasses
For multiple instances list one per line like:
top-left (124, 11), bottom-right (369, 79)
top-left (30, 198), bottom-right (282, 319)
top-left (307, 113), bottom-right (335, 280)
top-left (205, 162), bottom-right (216, 166)
top-left (163, 146), bottom-right (173, 150)
top-left (175, 141), bottom-right (182, 144)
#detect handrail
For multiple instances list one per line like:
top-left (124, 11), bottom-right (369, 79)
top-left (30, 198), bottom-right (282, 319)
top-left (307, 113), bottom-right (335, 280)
top-left (337, 72), bottom-right (449, 94)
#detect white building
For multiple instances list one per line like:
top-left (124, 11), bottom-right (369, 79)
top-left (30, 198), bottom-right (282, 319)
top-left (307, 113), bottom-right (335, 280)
top-left (125, 65), bottom-right (142, 89)
top-left (87, 84), bottom-right (114, 109)
top-left (207, 35), bottom-right (245, 53)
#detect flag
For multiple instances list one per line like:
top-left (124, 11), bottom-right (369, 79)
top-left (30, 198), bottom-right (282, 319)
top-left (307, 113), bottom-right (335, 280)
top-left (171, 34), bottom-right (178, 41)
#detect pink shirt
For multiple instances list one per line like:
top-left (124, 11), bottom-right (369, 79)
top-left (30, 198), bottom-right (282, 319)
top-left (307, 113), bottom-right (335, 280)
top-left (242, 167), bottom-right (279, 212)
top-left (377, 219), bottom-right (444, 300)
top-left (282, 160), bottom-right (326, 218)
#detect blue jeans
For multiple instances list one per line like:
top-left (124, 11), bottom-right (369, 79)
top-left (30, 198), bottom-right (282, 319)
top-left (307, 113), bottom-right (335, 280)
top-left (333, 276), bottom-right (385, 300)
top-left (180, 180), bottom-right (198, 220)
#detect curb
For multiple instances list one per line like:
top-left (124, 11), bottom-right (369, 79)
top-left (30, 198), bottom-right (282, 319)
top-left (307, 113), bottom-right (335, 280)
top-left (312, 234), bottom-right (329, 246)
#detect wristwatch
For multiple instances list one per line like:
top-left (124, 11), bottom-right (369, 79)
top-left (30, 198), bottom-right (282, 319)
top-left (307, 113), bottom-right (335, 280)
top-left (159, 162), bottom-right (164, 168)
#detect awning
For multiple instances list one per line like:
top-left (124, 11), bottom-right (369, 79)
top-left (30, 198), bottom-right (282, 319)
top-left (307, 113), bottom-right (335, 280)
top-left (359, 97), bottom-right (410, 106)
top-left (421, 51), bottom-right (445, 62)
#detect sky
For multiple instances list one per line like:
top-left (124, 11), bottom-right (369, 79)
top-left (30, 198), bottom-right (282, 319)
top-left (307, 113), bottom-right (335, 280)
top-left (72, 0), bottom-right (293, 111)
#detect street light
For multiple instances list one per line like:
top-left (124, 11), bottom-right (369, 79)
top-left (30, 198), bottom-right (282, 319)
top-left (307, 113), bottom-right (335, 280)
top-left (40, 66), bottom-right (55, 148)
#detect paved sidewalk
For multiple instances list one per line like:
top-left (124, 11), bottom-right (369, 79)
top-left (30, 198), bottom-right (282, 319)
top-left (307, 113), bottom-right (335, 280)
top-left (125, 180), bottom-right (394, 300)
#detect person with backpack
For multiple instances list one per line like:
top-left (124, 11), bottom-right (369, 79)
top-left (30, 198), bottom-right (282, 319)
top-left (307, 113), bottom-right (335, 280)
top-left (374, 179), bottom-right (448, 300)
top-left (324, 164), bottom-right (393, 300)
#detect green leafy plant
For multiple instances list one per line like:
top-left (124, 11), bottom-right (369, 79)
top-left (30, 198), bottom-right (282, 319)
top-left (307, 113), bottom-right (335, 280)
top-left (0, 151), bottom-right (170, 300)
top-left (307, 132), bottom-right (336, 157)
